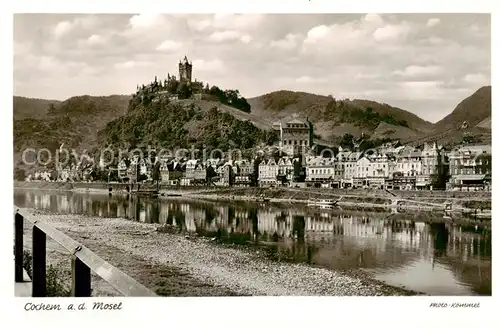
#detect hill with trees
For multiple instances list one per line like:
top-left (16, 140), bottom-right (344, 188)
top-left (247, 90), bottom-right (435, 141)
top-left (100, 93), bottom-right (278, 164)
top-left (13, 95), bottom-right (130, 171)
top-left (403, 86), bottom-right (491, 147)
top-left (13, 96), bottom-right (62, 120)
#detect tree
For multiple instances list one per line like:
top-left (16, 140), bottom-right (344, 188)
top-left (47, 103), bottom-right (57, 115)
top-left (137, 173), bottom-right (148, 182)
top-left (14, 168), bottom-right (26, 181)
top-left (206, 165), bottom-right (217, 185)
top-left (293, 158), bottom-right (306, 182)
top-left (276, 172), bottom-right (288, 185)
top-left (152, 162), bottom-right (161, 182)
top-left (50, 170), bottom-right (58, 181)
top-left (431, 152), bottom-right (450, 189)
top-left (108, 169), bottom-right (119, 182)
top-left (340, 133), bottom-right (355, 150)
top-left (177, 83), bottom-right (192, 99)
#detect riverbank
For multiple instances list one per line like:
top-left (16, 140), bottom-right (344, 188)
top-left (19, 207), bottom-right (419, 296)
top-left (14, 181), bottom-right (492, 201)
top-left (183, 188), bottom-right (491, 221)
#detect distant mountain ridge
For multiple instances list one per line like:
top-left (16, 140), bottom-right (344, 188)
top-left (433, 86), bottom-right (491, 132)
top-left (403, 86), bottom-right (491, 146)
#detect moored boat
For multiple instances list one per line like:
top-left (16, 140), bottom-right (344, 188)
top-left (308, 199), bottom-right (338, 207)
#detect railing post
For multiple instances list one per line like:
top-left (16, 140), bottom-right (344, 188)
top-left (32, 225), bottom-right (46, 297)
top-left (15, 212), bottom-right (24, 282)
top-left (71, 256), bottom-right (91, 297)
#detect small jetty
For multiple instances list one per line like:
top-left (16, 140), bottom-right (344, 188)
top-left (131, 189), bottom-right (160, 198)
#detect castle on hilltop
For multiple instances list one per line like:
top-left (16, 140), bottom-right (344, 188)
top-left (178, 56), bottom-right (193, 84)
top-left (134, 55), bottom-right (203, 102)
top-left (133, 55), bottom-right (249, 111)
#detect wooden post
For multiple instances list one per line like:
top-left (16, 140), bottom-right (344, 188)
top-left (15, 213), bottom-right (24, 282)
top-left (32, 226), bottom-right (46, 297)
top-left (71, 256), bottom-right (91, 297)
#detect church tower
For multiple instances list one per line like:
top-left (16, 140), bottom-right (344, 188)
top-left (178, 56), bottom-right (193, 84)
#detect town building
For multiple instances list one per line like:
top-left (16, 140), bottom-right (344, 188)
top-left (394, 148), bottom-right (422, 177)
top-left (448, 144), bottom-right (491, 190)
top-left (234, 160), bottom-right (254, 186)
top-left (159, 160), bottom-right (170, 182)
top-left (158, 159), bottom-right (185, 185)
top-left (185, 159), bottom-right (200, 180)
top-left (417, 142), bottom-right (440, 189)
top-left (192, 163), bottom-right (207, 184)
top-left (337, 150), bottom-right (362, 188)
top-left (392, 172), bottom-right (416, 190)
top-left (353, 156), bottom-right (372, 188)
top-left (305, 157), bottom-right (338, 187)
top-left (118, 159), bottom-right (128, 180)
top-left (275, 114), bottom-right (314, 156)
top-left (220, 163), bottom-right (234, 187)
top-left (277, 157), bottom-right (294, 183)
top-left (234, 159), bottom-right (254, 176)
top-left (258, 158), bottom-right (278, 186)
top-left (367, 154), bottom-right (391, 189)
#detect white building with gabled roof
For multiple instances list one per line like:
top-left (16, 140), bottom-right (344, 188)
top-left (258, 158), bottom-right (278, 186)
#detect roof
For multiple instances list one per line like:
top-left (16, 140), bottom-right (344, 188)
top-left (357, 156), bottom-right (373, 163)
top-left (456, 145), bottom-right (491, 154)
top-left (274, 115), bottom-right (311, 128)
top-left (338, 151), bottom-right (362, 161)
top-left (454, 174), bottom-right (486, 181)
top-left (285, 118), bottom-right (309, 125)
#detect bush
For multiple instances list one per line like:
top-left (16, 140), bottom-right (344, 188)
top-left (22, 250), bottom-right (71, 297)
top-left (23, 250), bottom-right (33, 278)
top-left (46, 265), bottom-right (71, 297)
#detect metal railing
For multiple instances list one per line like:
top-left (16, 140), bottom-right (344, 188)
top-left (14, 208), bottom-right (156, 297)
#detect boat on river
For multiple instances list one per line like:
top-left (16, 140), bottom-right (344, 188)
top-left (308, 199), bottom-right (338, 208)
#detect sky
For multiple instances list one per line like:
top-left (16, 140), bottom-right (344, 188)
top-left (13, 13), bottom-right (490, 123)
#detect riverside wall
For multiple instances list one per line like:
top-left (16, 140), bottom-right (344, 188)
top-left (13, 181), bottom-right (492, 200)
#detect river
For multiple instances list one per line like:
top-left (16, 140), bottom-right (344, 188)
top-left (14, 189), bottom-right (491, 296)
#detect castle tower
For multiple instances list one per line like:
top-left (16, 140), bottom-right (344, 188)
top-left (178, 55), bottom-right (193, 84)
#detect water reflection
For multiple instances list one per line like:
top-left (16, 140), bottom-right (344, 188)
top-left (14, 190), bottom-right (492, 296)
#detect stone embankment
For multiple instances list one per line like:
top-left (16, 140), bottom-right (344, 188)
top-left (15, 181), bottom-right (491, 213)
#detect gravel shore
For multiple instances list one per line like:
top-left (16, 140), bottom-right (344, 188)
top-left (20, 208), bottom-right (418, 297)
